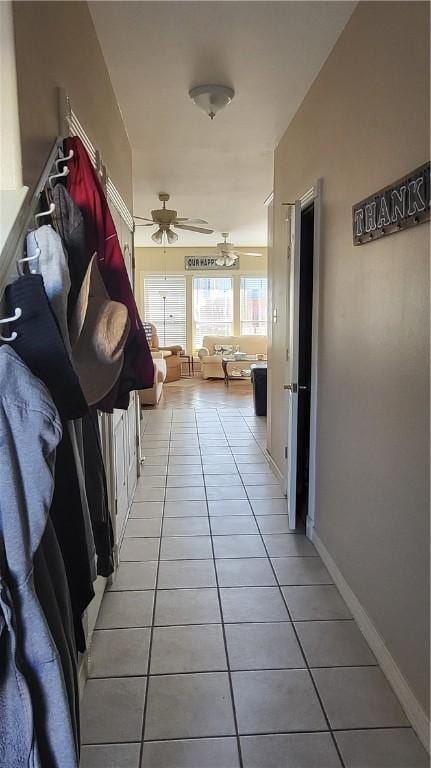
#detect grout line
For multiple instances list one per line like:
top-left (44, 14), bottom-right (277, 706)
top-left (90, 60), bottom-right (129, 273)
top-left (93, 617), bottom-right (356, 632)
top-left (235, 473), bottom-right (347, 767)
top-left (214, 415), bottom-right (349, 767)
top-left (88, 661), bottom-right (380, 681)
top-left (137, 410), bottom-right (172, 766)
top-left (122, 402), bottom-right (376, 766)
top-left (110, 582), bottom-right (334, 592)
top-left (200, 415), bottom-right (245, 768)
top-left (83, 723), bottom-right (415, 748)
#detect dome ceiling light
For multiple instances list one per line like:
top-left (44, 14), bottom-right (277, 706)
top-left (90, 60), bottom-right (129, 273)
top-left (188, 84), bottom-right (234, 120)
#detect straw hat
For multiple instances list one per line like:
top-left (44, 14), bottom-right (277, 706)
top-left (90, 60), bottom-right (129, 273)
top-left (70, 255), bottom-right (130, 405)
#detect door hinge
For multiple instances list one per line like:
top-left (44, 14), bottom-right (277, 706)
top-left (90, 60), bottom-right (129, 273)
top-left (284, 446), bottom-right (288, 459)
top-left (286, 347), bottom-right (289, 361)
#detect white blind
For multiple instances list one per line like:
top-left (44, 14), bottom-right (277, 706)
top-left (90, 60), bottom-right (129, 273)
top-left (240, 277), bottom-right (267, 335)
top-left (143, 276), bottom-right (187, 349)
top-left (193, 277), bottom-right (233, 347)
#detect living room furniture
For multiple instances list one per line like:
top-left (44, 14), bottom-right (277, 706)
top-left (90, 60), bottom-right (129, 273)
top-left (180, 353), bottom-right (195, 378)
top-left (198, 335), bottom-right (268, 379)
top-left (147, 323), bottom-right (183, 382)
top-left (221, 355), bottom-right (265, 386)
top-left (251, 363), bottom-right (268, 415)
top-left (139, 358), bottom-right (167, 406)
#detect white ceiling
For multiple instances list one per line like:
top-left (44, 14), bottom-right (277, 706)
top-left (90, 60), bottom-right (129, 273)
top-left (90, 1), bottom-right (355, 246)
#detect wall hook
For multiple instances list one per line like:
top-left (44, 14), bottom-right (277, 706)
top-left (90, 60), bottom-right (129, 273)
top-left (0, 307), bottom-right (22, 342)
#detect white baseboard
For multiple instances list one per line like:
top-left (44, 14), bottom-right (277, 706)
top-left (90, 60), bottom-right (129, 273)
top-left (265, 449), bottom-right (285, 487)
top-left (310, 529), bottom-right (430, 753)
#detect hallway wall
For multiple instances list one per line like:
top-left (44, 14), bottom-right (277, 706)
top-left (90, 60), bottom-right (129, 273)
top-left (12, 0), bottom-right (132, 207)
top-left (270, 0), bottom-right (429, 722)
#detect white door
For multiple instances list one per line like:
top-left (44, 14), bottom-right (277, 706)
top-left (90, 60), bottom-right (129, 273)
top-left (286, 200), bottom-right (301, 529)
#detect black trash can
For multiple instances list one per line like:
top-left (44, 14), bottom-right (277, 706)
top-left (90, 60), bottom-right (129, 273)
top-left (250, 363), bottom-right (267, 416)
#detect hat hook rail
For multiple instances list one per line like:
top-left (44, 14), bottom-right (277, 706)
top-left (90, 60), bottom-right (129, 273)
top-left (0, 307), bottom-right (22, 343)
top-left (55, 149), bottom-right (74, 171)
top-left (34, 202), bottom-right (55, 229)
top-left (48, 166), bottom-right (69, 188)
top-left (17, 247), bottom-right (41, 276)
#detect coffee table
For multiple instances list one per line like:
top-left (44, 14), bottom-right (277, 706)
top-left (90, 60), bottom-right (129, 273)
top-left (222, 355), bottom-right (267, 386)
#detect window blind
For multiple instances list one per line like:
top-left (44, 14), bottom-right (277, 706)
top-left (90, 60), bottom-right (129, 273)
top-left (193, 277), bottom-right (233, 347)
top-left (240, 277), bottom-right (268, 335)
top-left (143, 276), bottom-right (187, 349)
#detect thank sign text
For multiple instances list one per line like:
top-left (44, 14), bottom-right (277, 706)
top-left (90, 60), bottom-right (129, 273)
top-left (352, 162), bottom-right (430, 245)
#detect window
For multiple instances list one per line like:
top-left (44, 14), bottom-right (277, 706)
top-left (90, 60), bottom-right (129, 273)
top-left (240, 277), bottom-right (268, 335)
top-left (193, 277), bottom-right (233, 348)
top-left (143, 276), bottom-right (187, 349)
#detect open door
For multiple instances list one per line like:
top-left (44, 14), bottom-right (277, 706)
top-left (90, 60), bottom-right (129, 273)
top-left (285, 201), bottom-right (301, 529)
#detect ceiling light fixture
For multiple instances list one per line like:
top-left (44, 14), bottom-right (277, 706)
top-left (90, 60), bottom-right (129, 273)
top-left (189, 84), bottom-right (234, 120)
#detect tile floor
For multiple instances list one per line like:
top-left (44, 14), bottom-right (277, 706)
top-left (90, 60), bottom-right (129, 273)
top-left (80, 380), bottom-right (428, 768)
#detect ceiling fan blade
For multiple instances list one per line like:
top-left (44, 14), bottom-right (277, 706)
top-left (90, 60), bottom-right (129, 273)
top-left (175, 224), bottom-right (214, 234)
top-left (235, 251), bottom-right (262, 257)
top-left (175, 218), bottom-right (210, 226)
top-left (134, 216), bottom-right (154, 222)
top-left (135, 222), bottom-right (155, 227)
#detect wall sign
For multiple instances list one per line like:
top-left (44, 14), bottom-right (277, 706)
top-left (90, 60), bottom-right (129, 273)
top-left (184, 256), bottom-right (239, 270)
top-left (352, 162), bottom-right (430, 245)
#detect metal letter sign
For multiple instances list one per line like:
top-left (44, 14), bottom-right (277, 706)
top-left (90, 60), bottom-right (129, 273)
top-left (352, 162), bottom-right (430, 245)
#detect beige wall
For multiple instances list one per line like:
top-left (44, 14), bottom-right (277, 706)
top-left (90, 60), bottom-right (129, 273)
top-left (271, 0), bottom-right (429, 719)
top-left (13, 0), bottom-right (132, 207)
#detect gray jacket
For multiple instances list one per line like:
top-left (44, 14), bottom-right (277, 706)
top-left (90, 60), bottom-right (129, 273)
top-left (0, 346), bottom-right (79, 768)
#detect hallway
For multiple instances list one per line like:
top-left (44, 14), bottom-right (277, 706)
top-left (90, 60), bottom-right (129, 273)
top-left (79, 383), bottom-right (426, 768)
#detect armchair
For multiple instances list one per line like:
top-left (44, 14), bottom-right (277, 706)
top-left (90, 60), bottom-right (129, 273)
top-left (148, 323), bottom-right (183, 382)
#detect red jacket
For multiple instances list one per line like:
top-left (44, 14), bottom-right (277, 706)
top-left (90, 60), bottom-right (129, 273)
top-left (65, 136), bottom-right (153, 411)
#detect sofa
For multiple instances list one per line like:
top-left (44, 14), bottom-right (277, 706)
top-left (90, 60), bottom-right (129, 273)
top-left (197, 335), bottom-right (267, 379)
top-left (139, 357), bottom-right (167, 406)
top-left (147, 323), bottom-right (183, 382)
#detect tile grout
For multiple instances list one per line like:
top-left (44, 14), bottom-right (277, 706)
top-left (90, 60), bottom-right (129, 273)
top-left (199, 416), bottom-right (245, 768)
top-left (86, 403), bottom-right (409, 765)
top-left (137, 410), bottom-right (172, 767)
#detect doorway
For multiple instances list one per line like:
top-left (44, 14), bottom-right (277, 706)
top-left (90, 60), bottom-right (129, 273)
top-left (286, 183), bottom-right (320, 532)
top-left (296, 204), bottom-right (314, 524)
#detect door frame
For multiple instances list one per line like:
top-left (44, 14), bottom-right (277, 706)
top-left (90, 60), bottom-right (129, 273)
top-left (285, 179), bottom-right (322, 535)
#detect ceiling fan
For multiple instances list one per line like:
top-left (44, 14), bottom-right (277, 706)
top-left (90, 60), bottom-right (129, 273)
top-left (215, 233), bottom-right (263, 266)
top-left (135, 193), bottom-right (214, 244)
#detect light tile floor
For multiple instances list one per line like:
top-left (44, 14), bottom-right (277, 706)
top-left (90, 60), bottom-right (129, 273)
top-left (80, 380), bottom-right (428, 768)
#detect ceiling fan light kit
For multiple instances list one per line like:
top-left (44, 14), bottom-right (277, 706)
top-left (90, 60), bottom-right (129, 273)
top-left (188, 84), bottom-right (235, 120)
top-left (135, 192), bottom-right (214, 243)
top-left (214, 232), bottom-right (263, 265)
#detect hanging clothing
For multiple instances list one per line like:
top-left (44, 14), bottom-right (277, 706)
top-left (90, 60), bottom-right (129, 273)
top-left (82, 409), bottom-right (115, 577)
top-left (26, 227), bottom-right (97, 584)
top-left (52, 183), bottom-right (88, 320)
top-left (30, 223), bottom-right (115, 578)
top-left (0, 565), bottom-right (39, 768)
top-left (0, 346), bottom-right (78, 768)
top-left (64, 135), bottom-right (154, 411)
top-left (6, 273), bottom-right (87, 419)
top-left (6, 274), bottom-right (95, 650)
top-left (33, 521), bottom-right (80, 753)
top-left (50, 427), bottom-right (95, 651)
